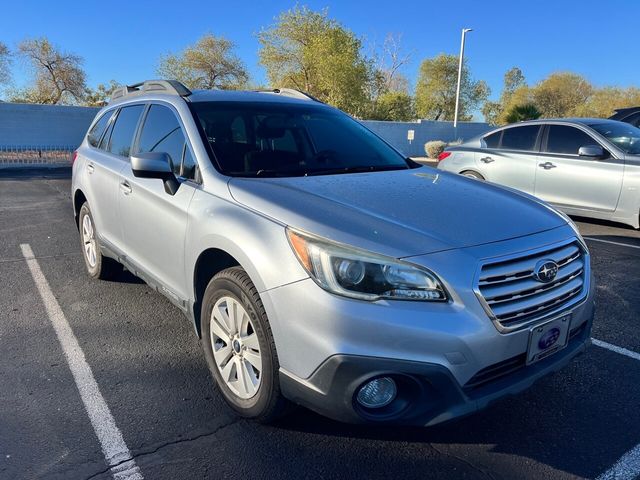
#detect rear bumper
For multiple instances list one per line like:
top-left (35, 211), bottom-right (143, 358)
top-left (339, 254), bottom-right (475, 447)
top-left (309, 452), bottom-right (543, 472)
top-left (279, 307), bottom-right (593, 426)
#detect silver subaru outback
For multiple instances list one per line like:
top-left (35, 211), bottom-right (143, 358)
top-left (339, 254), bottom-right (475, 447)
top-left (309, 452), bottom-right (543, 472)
top-left (72, 80), bottom-right (594, 425)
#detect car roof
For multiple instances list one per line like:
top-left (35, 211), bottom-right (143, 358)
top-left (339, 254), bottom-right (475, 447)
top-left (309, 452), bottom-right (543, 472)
top-left (609, 106), bottom-right (640, 120)
top-left (187, 89), bottom-right (326, 106)
top-left (495, 118), bottom-right (625, 129)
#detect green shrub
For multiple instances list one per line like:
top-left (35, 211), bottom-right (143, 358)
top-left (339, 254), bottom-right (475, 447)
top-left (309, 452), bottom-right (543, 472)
top-left (424, 140), bottom-right (447, 159)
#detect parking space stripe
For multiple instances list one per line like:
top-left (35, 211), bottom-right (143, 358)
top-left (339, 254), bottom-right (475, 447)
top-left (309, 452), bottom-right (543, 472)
top-left (596, 445), bottom-right (640, 480)
top-left (592, 338), bottom-right (640, 480)
top-left (20, 244), bottom-right (143, 480)
top-left (584, 237), bottom-right (640, 250)
top-left (592, 338), bottom-right (640, 362)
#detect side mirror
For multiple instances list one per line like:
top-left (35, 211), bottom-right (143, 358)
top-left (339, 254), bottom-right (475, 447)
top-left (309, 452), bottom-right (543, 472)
top-left (130, 152), bottom-right (179, 195)
top-left (578, 145), bottom-right (606, 159)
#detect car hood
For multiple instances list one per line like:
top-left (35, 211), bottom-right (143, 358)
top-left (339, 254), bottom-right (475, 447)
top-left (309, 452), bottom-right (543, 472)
top-left (227, 167), bottom-right (567, 258)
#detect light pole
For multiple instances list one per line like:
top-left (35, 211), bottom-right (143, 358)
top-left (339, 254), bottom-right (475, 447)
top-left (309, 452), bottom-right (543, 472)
top-left (453, 28), bottom-right (472, 128)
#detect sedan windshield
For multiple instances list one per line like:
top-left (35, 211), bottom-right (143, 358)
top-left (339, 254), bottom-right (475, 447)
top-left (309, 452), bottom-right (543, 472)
top-left (588, 122), bottom-right (640, 155)
top-left (189, 101), bottom-right (412, 177)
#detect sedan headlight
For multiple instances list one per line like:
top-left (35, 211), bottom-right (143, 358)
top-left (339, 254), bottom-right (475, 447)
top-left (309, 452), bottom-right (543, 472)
top-left (286, 228), bottom-right (447, 301)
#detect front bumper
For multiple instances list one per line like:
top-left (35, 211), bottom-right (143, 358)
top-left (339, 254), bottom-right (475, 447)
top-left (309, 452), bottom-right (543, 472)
top-left (279, 309), bottom-right (593, 425)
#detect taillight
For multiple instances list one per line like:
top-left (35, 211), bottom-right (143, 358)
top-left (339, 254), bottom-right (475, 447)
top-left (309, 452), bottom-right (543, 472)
top-left (72, 150), bottom-right (78, 164)
top-left (438, 151), bottom-right (451, 161)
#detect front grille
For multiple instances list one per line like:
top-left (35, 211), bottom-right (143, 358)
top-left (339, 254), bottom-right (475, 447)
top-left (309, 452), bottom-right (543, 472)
top-left (477, 240), bottom-right (587, 330)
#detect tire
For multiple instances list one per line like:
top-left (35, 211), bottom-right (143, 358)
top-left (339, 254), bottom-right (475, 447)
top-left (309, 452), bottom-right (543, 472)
top-left (78, 203), bottom-right (121, 280)
top-left (201, 266), bottom-right (289, 422)
top-left (461, 170), bottom-right (485, 180)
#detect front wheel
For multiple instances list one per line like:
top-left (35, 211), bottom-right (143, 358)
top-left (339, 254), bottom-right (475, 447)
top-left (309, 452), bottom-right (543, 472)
top-left (201, 267), bottom-right (289, 422)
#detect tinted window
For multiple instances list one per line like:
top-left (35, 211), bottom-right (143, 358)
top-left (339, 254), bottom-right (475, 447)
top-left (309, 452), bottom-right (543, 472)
top-left (137, 105), bottom-right (187, 176)
top-left (182, 147), bottom-right (197, 179)
top-left (546, 125), bottom-right (596, 155)
top-left (484, 131), bottom-right (501, 148)
top-left (87, 112), bottom-right (112, 148)
top-left (625, 112), bottom-right (640, 128)
top-left (500, 126), bottom-right (540, 151)
top-left (190, 101), bottom-right (410, 177)
top-left (588, 122), bottom-right (640, 155)
top-left (108, 105), bottom-right (144, 157)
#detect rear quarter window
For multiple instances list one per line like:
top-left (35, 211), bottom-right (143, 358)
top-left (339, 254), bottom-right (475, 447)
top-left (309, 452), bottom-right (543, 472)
top-left (483, 131), bottom-right (501, 148)
top-left (87, 111), bottom-right (112, 148)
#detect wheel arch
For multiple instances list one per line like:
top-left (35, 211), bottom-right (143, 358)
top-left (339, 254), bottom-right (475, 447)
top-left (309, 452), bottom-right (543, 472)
top-left (459, 169), bottom-right (485, 180)
top-left (192, 248), bottom-right (242, 337)
top-left (73, 189), bottom-right (88, 229)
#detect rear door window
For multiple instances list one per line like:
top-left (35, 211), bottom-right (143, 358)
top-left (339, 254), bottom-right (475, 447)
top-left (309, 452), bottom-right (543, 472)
top-left (87, 111), bottom-right (113, 148)
top-left (499, 126), bottom-right (541, 151)
top-left (107, 105), bottom-right (144, 157)
top-left (545, 125), bottom-right (596, 155)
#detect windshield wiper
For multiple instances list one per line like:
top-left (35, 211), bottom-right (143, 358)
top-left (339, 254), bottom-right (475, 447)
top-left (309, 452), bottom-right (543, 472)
top-left (303, 165), bottom-right (408, 176)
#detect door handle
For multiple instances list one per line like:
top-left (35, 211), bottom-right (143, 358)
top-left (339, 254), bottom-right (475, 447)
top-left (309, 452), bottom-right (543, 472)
top-left (119, 181), bottom-right (132, 195)
top-left (87, 163), bottom-right (95, 174)
top-left (538, 162), bottom-right (556, 170)
top-left (480, 157), bottom-right (494, 163)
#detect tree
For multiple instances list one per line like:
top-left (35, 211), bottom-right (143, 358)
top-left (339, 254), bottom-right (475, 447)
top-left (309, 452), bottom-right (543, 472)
top-left (365, 33), bottom-right (413, 120)
top-left (0, 42), bottom-right (10, 86)
top-left (12, 37), bottom-right (86, 104)
top-left (258, 6), bottom-right (373, 116)
top-left (573, 86), bottom-right (640, 118)
top-left (504, 103), bottom-right (541, 123)
top-left (531, 72), bottom-right (592, 118)
top-left (414, 53), bottom-right (489, 121)
top-left (369, 91), bottom-right (414, 121)
top-left (482, 67), bottom-right (528, 125)
top-left (157, 34), bottom-right (248, 90)
top-left (84, 80), bottom-right (120, 107)
top-left (503, 67), bottom-right (526, 96)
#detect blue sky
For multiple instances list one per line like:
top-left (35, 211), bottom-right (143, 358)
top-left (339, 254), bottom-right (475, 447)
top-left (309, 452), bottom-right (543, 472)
top-left (1, 0), bottom-right (638, 103)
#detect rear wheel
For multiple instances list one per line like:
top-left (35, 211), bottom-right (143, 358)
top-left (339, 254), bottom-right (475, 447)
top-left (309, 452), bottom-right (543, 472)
top-left (461, 170), bottom-right (485, 180)
top-left (78, 203), bottom-right (121, 280)
top-left (201, 266), bottom-right (289, 422)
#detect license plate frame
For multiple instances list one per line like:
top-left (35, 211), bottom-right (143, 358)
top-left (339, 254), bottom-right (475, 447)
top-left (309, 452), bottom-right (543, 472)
top-left (526, 313), bottom-right (572, 365)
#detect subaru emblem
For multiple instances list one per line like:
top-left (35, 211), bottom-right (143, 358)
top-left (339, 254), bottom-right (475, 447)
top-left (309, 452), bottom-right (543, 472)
top-left (533, 259), bottom-right (559, 283)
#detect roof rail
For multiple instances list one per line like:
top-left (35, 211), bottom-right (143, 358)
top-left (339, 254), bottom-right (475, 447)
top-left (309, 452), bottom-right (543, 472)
top-left (256, 88), bottom-right (323, 103)
top-left (110, 80), bottom-right (192, 103)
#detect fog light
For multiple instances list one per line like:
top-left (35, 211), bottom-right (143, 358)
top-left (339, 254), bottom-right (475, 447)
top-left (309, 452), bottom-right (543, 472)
top-left (356, 377), bottom-right (397, 408)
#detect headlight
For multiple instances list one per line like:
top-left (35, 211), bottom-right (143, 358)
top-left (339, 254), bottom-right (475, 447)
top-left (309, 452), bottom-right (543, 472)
top-left (286, 228), bottom-right (447, 301)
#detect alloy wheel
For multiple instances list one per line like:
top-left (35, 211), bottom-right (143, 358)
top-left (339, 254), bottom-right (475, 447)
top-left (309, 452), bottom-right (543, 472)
top-left (210, 296), bottom-right (262, 399)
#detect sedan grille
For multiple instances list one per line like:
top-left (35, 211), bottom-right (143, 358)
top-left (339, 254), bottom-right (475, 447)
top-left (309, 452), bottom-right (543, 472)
top-left (476, 240), bottom-right (587, 330)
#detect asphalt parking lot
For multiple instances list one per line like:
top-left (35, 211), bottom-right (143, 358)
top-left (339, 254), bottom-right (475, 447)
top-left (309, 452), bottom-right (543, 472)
top-left (1, 168), bottom-right (639, 480)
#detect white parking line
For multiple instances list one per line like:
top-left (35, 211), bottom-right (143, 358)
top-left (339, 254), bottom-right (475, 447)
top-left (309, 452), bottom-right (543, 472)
top-left (20, 244), bottom-right (143, 480)
top-left (592, 338), bottom-right (640, 362)
top-left (592, 338), bottom-right (640, 480)
top-left (584, 237), bottom-right (640, 250)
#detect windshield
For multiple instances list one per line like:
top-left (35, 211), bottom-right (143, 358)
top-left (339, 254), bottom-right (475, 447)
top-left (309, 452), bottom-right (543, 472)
top-left (189, 101), bottom-right (412, 177)
top-left (588, 122), bottom-right (640, 155)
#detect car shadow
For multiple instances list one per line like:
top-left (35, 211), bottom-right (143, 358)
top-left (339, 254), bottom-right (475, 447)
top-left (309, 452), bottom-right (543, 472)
top-left (269, 347), bottom-right (640, 479)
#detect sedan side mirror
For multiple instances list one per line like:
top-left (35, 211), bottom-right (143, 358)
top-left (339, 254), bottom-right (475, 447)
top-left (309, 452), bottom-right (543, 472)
top-left (578, 145), bottom-right (607, 159)
top-left (130, 152), bottom-right (179, 195)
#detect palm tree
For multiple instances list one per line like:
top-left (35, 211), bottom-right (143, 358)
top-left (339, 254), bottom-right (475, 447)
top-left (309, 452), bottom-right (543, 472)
top-left (505, 103), bottom-right (542, 123)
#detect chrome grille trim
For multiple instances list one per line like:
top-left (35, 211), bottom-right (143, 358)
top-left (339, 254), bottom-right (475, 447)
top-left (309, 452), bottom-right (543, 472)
top-left (474, 238), bottom-right (589, 332)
